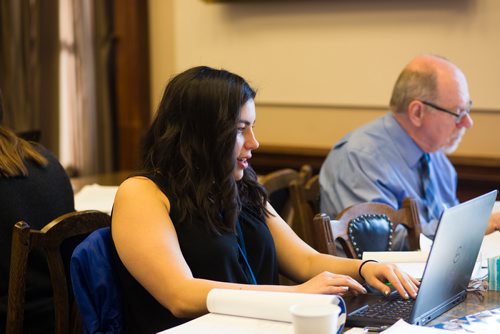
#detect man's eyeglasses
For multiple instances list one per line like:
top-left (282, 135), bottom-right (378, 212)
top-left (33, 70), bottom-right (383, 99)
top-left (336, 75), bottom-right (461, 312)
top-left (418, 100), bottom-right (472, 124)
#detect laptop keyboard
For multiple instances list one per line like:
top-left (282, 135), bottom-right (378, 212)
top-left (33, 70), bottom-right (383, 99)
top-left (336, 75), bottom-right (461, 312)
top-left (351, 295), bottom-right (415, 322)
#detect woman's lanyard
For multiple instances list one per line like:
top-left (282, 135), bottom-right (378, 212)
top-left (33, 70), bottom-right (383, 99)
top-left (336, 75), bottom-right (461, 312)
top-left (235, 219), bottom-right (257, 285)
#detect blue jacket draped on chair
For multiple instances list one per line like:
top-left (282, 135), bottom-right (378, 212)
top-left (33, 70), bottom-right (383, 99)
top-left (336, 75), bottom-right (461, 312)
top-left (71, 227), bottom-right (123, 333)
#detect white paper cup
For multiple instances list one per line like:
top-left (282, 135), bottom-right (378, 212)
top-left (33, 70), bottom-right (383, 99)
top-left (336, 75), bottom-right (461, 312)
top-left (289, 303), bottom-right (341, 334)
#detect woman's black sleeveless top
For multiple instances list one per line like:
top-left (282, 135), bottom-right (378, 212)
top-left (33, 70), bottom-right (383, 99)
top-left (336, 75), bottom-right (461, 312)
top-left (110, 173), bottom-right (279, 333)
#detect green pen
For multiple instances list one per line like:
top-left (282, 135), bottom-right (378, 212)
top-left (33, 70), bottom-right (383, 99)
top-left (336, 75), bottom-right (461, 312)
top-left (384, 282), bottom-right (392, 296)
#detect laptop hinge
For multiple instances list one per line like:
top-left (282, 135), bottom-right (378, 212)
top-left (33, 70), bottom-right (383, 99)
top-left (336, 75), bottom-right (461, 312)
top-left (411, 290), bottom-right (467, 326)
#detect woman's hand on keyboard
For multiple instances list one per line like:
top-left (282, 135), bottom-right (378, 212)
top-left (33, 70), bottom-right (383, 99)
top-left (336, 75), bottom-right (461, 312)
top-left (360, 262), bottom-right (419, 299)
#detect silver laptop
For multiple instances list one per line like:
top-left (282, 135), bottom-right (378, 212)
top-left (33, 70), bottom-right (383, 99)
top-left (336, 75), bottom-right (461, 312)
top-left (345, 190), bottom-right (497, 327)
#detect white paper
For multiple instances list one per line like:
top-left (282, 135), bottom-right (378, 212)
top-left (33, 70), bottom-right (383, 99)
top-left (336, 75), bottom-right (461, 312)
top-left (476, 200), bottom-right (500, 267)
top-left (160, 289), bottom-right (346, 334)
top-left (74, 184), bottom-right (118, 214)
top-left (381, 319), bottom-right (449, 333)
top-left (492, 201), bottom-right (500, 213)
top-left (363, 250), bottom-right (429, 263)
top-left (343, 328), bottom-right (366, 334)
top-left (419, 233), bottom-right (433, 252)
top-left (362, 250), bottom-right (429, 279)
top-left (480, 231), bottom-right (500, 259)
top-left (362, 250), bottom-right (484, 280)
top-left (207, 289), bottom-right (344, 323)
top-left (158, 313), bottom-right (292, 334)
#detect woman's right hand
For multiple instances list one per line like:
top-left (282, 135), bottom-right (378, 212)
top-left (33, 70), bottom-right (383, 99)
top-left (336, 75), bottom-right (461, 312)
top-left (294, 271), bottom-right (367, 296)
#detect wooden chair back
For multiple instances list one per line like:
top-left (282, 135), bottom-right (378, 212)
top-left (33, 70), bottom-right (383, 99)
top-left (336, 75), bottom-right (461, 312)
top-left (289, 173), bottom-right (320, 248)
top-left (260, 165), bottom-right (312, 225)
top-left (16, 129), bottom-right (42, 142)
top-left (313, 213), bottom-right (337, 256)
top-left (6, 210), bottom-right (111, 334)
top-left (260, 165), bottom-right (312, 286)
top-left (329, 198), bottom-right (421, 258)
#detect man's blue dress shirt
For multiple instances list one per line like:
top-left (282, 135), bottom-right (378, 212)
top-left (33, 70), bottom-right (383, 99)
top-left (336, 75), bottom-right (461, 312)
top-left (319, 112), bottom-right (459, 243)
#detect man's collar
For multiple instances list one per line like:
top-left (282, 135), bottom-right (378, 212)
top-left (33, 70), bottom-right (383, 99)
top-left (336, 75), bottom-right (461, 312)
top-left (384, 112), bottom-right (425, 169)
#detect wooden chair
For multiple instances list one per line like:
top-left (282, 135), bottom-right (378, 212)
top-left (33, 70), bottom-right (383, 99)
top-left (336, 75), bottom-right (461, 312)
top-left (16, 129), bottom-right (42, 142)
top-left (260, 165), bottom-right (312, 225)
top-left (314, 198), bottom-right (421, 259)
top-left (312, 213), bottom-right (338, 256)
top-left (289, 173), bottom-right (320, 249)
top-left (260, 165), bottom-right (312, 285)
top-left (6, 210), bottom-right (111, 334)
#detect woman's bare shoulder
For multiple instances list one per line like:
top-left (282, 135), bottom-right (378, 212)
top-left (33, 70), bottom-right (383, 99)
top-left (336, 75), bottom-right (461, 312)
top-left (115, 175), bottom-right (170, 210)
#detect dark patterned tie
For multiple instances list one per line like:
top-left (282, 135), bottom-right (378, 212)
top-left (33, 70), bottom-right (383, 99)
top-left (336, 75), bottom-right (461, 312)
top-left (421, 153), bottom-right (443, 220)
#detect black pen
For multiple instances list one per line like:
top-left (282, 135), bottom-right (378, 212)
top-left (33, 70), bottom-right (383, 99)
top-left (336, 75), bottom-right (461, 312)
top-left (363, 325), bottom-right (389, 333)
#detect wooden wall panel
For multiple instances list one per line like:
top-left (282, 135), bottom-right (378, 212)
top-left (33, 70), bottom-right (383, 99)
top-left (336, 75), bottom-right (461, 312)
top-left (252, 145), bottom-right (500, 203)
top-left (113, 0), bottom-right (151, 170)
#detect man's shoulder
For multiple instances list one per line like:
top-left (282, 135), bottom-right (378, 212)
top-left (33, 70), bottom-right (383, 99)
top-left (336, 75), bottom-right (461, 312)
top-left (336, 116), bottom-right (393, 154)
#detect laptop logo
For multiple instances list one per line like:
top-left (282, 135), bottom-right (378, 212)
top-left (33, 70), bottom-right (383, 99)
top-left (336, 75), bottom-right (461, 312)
top-left (453, 246), bottom-right (462, 264)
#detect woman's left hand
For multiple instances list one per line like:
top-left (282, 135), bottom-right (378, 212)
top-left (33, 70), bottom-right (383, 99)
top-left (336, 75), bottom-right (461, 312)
top-left (360, 261), bottom-right (419, 299)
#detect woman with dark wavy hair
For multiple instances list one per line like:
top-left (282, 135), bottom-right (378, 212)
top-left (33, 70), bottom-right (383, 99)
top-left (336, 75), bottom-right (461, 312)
top-left (110, 66), bottom-right (418, 333)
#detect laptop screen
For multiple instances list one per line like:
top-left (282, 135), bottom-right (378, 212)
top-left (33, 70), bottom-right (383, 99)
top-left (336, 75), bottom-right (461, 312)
top-left (410, 190), bottom-right (497, 324)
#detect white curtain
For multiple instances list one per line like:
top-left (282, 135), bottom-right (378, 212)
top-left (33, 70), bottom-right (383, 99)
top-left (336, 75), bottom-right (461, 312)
top-left (59, 0), bottom-right (114, 176)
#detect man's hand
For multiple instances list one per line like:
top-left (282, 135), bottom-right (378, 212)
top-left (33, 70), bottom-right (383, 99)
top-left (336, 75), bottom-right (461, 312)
top-left (485, 212), bottom-right (500, 235)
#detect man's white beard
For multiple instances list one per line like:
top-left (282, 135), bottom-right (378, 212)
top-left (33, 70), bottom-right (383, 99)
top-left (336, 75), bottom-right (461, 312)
top-left (443, 127), bottom-right (466, 155)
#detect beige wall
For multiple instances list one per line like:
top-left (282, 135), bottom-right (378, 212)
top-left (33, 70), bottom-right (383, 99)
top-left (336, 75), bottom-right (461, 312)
top-left (149, 0), bottom-right (500, 158)
top-left (148, 0), bottom-right (175, 111)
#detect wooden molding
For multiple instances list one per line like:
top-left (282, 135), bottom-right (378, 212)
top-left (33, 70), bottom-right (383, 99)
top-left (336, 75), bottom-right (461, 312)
top-left (252, 145), bottom-right (500, 202)
top-left (252, 145), bottom-right (328, 175)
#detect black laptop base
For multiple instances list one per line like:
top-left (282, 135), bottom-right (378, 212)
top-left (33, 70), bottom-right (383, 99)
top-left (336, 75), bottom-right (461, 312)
top-left (345, 284), bottom-right (468, 327)
top-left (345, 292), bottom-right (411, 327)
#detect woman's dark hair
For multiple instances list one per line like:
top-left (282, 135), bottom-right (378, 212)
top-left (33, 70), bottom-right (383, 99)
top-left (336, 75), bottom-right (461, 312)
top-left (141, 66), bottom-right (268, 233)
